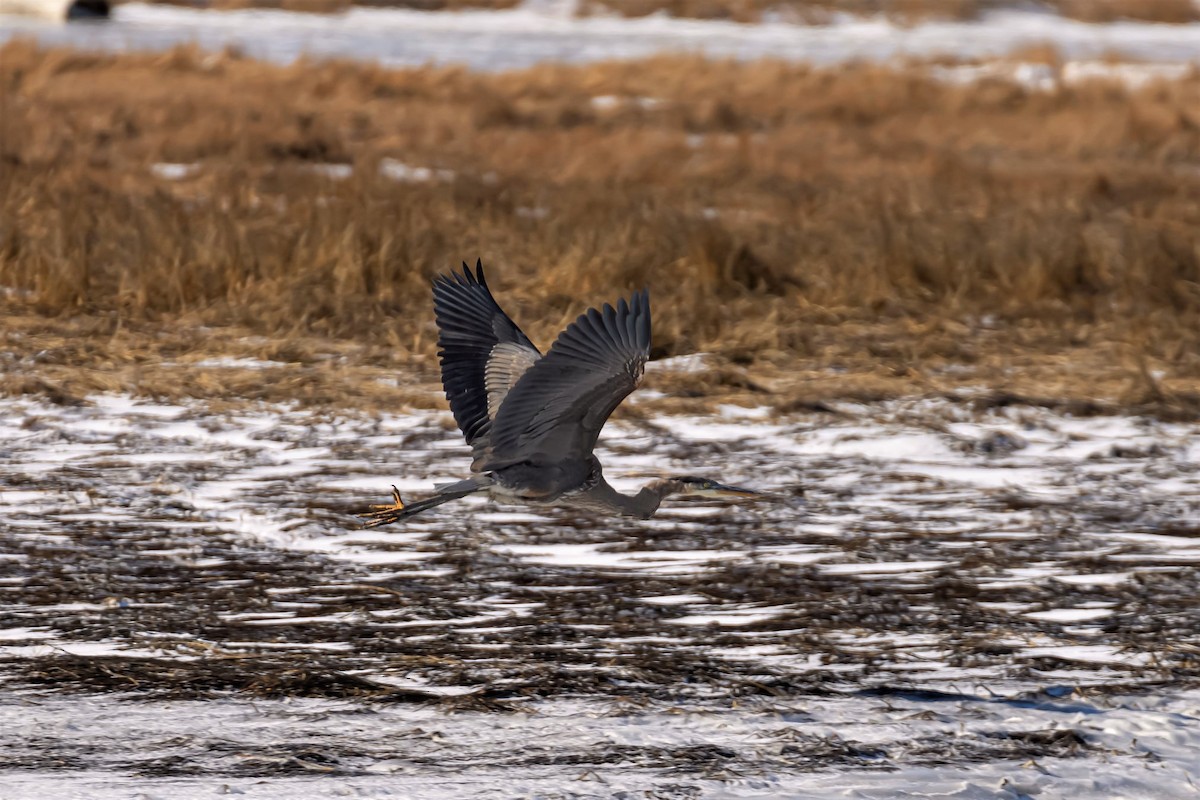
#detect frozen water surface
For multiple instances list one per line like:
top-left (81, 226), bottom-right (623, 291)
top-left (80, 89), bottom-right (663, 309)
top-left (1, 394), bottom-right (1199, 795)
top-left (4, 5), bottom-right (1200, 70)
top-left (1, 690), bottom-right (1199, 798)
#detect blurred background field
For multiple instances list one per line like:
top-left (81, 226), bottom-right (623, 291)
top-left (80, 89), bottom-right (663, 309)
top-left (2, 38), bottom-right (1200, 416)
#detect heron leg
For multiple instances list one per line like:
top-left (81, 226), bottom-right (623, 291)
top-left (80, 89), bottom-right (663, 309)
top-left (359, 494), bottom-right (453, 528)
top-left (358, 478), bottom-right (488, 529)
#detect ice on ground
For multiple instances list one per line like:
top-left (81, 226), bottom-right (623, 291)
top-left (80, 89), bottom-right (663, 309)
top-left (2, 690), bottom-right (1200, 799)
top-left (1022, 644), bottom-right (1153, 667)
top-left (931, 59), bottom-right (1197, 91)
top-left (302, 162), bottom-right (353, 180)
top-left (2, 392), bottom-right (1200, 795)
top-left (1053, 572), bottom-right (1134, 586)
top-left (6, 5), bottom-right (1200, 71)
top-left (1023, 607), bottom-right (1115, 623)
top-left (149, 162), bottom-right (199, 180)
top-left (590, 94), bottom-right (664, 111)
top-left (184, 356), bottom-right (290, 370)
top-left (645, 352), bottom-right (713, 374)
top-left (818, 560), bottom-right (950, 575)
top-left (1, 392), bottom-right (1197, 681)
top-left (378, 158), bottom-right (454, 183)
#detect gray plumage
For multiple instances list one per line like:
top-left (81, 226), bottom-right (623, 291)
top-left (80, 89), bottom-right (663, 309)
top-left (432, 262), bottom-right (540, 466)
top-left (361, 260), bottom-right (758, 528)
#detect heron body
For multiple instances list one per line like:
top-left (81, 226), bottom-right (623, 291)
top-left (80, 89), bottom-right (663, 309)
top-left (362, 261), bottom-right (757, 528)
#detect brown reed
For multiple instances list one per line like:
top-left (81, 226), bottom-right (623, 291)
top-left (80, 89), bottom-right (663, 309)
top-left (1, 42), bottom-right (1198, 415)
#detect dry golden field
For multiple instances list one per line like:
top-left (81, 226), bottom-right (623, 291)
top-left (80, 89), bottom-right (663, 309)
top-left (2, 41), bottom-right (1199, 416)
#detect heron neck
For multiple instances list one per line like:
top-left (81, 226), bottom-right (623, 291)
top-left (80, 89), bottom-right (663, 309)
top-left (589, 478), bottom-right (681, 519)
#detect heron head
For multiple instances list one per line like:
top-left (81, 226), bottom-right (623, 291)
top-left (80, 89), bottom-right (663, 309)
top-left (672, 476), bottom-right (760, 499)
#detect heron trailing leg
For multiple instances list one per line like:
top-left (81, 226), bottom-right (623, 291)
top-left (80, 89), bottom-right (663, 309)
top-left (360, 478), bottom-right (488, 529)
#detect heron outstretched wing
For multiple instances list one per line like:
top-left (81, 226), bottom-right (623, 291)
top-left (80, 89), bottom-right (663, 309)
top-left (434, 261), bottom-right (541, 455)
top-left (483, 289), bottom-right (650, 470)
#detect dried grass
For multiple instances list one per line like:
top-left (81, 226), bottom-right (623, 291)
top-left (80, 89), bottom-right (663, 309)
top-left (1052, 0), bottom-right (1200, 24)
top-left (2, 42), bottom-right (1199, 414)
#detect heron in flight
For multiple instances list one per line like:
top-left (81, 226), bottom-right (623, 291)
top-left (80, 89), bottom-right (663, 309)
top-left (362, 261), bottom-right (759, 528)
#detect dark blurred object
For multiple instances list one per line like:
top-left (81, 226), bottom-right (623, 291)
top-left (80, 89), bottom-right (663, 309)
top-left (0, 0), bottom-right (110, 20)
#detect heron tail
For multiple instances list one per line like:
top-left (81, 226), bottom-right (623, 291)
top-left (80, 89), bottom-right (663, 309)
top-left (359, 477), bottom-right (490, 529)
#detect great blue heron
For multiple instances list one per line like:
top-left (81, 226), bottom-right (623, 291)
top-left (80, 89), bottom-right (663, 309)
top-left (362, 261), bottom-right (759, 528)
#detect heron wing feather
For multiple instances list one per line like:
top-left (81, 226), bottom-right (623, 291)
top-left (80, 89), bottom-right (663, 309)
top-left (483, 289), bottom-right (650, 469)
top-left (485, 341), bottom-right (542, 420)
top-left (434, 261), bottom-right (541, 454)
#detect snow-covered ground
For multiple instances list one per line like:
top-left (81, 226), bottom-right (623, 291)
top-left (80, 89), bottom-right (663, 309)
top-left (3, 3), bottom-right (1200, 70)
top-left (2, 689), bottom-right (1199, 799)
top-left (1, 392), bottom-right (1199, 795)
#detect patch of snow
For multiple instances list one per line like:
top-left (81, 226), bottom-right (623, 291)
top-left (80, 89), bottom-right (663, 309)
top-left (187, 357), bottom-right (288, 370)
top-left (379, 158), bottom-right (454, 183)
top-left (302, 162), bottom-right (353, 180)
top-left (150, 162), bottom-right (199, 180)
top-left (1023, 607), bottom-right (1115, 623)
top-left (645, 353), bottom-right (712, 374)
top-left (819, 560), bottom-right (950, 575)
top-left (1022, 644), bottom-right (1152, 666)
top-left (640, 593), bottom-right (709, 605)
top-left (0, 627), bottom-right (55, 641)
top-left (1053, 572), bottom-right (1134, 586)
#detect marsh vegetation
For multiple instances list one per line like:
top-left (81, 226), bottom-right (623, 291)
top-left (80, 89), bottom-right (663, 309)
top-left (2, 43), bottom-right (1199, 417)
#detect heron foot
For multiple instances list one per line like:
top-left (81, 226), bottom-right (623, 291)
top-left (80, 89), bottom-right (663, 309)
top-left (369, 485), bottom-right (406, 513)
top-left (359, 486), bottom-right (407, 528)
